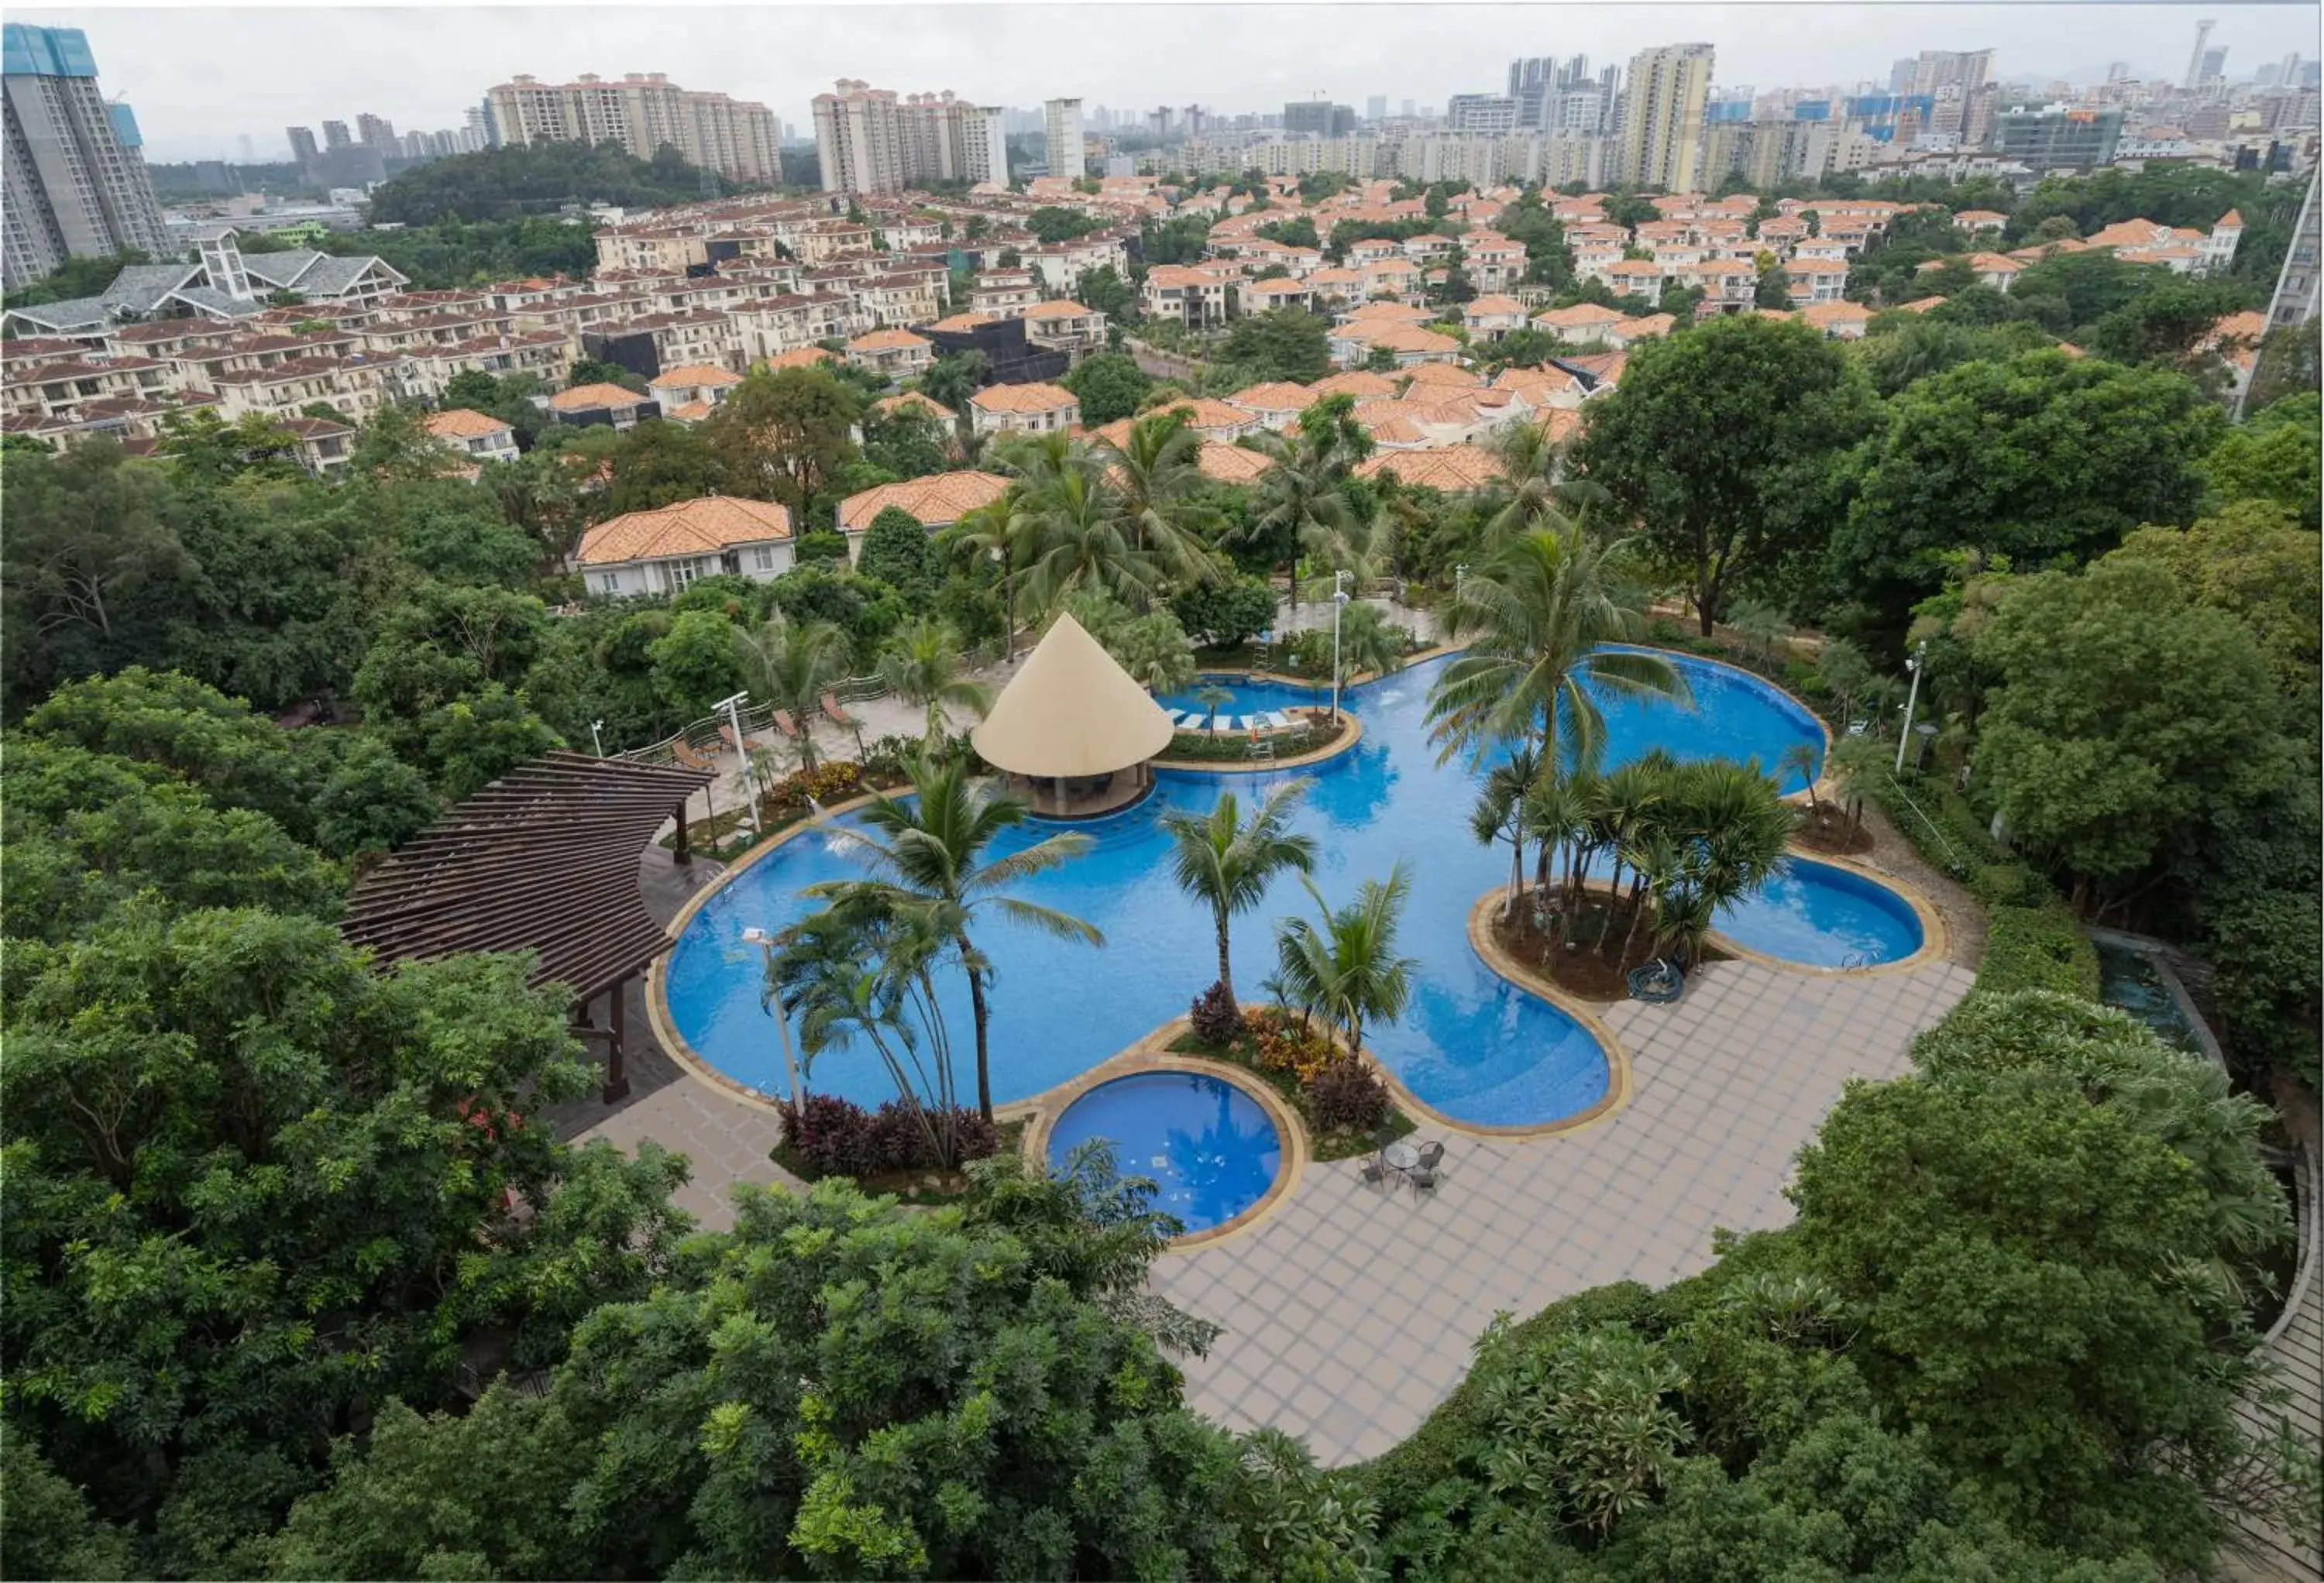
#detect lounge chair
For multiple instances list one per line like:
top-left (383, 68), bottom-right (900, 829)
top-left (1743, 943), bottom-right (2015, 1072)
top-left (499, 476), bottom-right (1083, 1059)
top-left (771, 709), bottom-right (800, 738)
top-left (716, 723), bottom-right (749, 754)
top-left (672, 739), bottom-right (717, 771)
top-left (820, 693), bottom-right (854, 726)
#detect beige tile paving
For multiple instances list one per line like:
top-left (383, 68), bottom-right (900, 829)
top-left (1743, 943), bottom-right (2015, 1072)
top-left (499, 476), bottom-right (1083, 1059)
top-left (1150, 956), bottom-right (1977, 1465)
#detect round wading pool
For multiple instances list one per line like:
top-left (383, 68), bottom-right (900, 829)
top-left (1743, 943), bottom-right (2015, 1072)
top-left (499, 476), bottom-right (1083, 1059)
top-left (1045, 1070), bottom-right (1284, 1237)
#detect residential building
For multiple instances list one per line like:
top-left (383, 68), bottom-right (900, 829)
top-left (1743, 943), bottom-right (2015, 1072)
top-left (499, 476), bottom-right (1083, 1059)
top-left (2, 24), bottom-right (170, 290)
top-left (645, 362), bottom-right (743, 420)
top-left (483, 70), bottom-right (779, 184)
top-left (424, 407), bottom-right (521, 464)
top-left (356, 112), bottom-right (395, 147)
top-left (837, 469), bottom-right (1010, 554)
top-left (2262, 168), bottom-right (2319, 335)
top-left (576, 495), bottom-right (796, 596)
top-left (845, 325), bottom-right (934, 379)
top-left (322, 118), bottom-right (350, 147)
top-left (278, 415), bottom-right (357, 476)
top-left (968, 379), bottom-right (1079, 436)
top-left (1044, 98), bottom-right (1086, 178)
top-left (287, 124), bottom-right (319, 170)
top-left (547, 380), bottom-right (659, 430)
top-left (1142, 263), bottom-right (1234, 327)
top-left (1284, 100), bottom-right (1356, 138)
top-left (1446, 94), bottom-right (1520, 135)
top-left (1020, 298), bottom-right (1106, 356)
top-left (1908, 48), bottom-right (1993, 96)
top-left (1613, 42), bottom-right (1714, 189)
top-left (1993, 105), bottom-right (2123, 169)
top-left (812, 80), bottom-right (903, 194)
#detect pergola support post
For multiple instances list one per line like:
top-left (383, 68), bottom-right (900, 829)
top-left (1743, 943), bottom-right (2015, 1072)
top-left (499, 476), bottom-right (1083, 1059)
top-left (672, 798), bottom-right (692, 866)
top-left (604, 980), bottom-right (629, 1102)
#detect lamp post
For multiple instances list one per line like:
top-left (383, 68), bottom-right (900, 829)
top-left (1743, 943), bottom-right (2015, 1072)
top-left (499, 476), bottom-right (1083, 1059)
top-left (1452, 561), bottom-right (1468, 642)
top-left (1330, 568), bottom-right (1352, 724)
top-left (739, 926), bottom-right (805, 1108)
top-left (715, 691), bottom-right (759, 834)
top-left (590, 718), bottom-right (605, 757)
top-left (1894, 640), bottom-right (1928, 776)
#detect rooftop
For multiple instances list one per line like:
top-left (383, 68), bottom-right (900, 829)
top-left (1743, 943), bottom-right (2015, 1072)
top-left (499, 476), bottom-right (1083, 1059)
top-left (576, 494), bottom-right (794, 565)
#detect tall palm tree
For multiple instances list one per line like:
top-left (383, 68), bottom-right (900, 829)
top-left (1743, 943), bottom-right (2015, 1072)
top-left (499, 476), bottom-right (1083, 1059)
top-left (1821, 733), bottom-right (1888, 841)
top-left (1779, 740), bottom-right (1823, 814)
top-left (1270, 862), bottom-right (1420, 1059)
top-left (1481, 420), bottom-right (1603, 547)
top-left (733, 615), bottom-right (853, 772)
top-left (1469, 742), bottom-right (1543, 919)
top-left (1160, 781), bottom-right (1318, 1009)
top-left (1241, 411), bottom-right (1366, 613)
top-left (802, 755), bottom-right (1101, 1120)
top-left (877, 616), bottom-right (992, 750)
top-left (1333, 601), bottom-right (1408, 688)
top-left (1426, 520), bottom-right (1689, 784)
top-left (1018, 448), bottom-right (1166, 616)
top-left (946, 492), bottom-right (1040, 661)
top-left (1096, 410), bottom-right (1225, 589)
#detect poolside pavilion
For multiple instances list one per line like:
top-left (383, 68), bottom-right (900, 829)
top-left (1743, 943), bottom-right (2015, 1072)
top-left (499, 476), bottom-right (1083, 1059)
top-left (971, 611), bottom-right (1175, 817)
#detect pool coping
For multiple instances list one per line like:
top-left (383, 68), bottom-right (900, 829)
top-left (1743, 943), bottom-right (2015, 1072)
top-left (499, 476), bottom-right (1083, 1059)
top-left (1443, 892), bottom-right (1635, 1139)
top-left (1152, 711), bottom-right (1367, 774)
top-left (1706, 846), bottom-right (1950, 978)
top-left (1016, 1035), bottom-right (1308, 1253)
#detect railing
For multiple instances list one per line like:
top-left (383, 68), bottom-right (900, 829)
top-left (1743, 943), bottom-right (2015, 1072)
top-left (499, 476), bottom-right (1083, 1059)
top-left (1878, 771), bottom-right (1964, 875)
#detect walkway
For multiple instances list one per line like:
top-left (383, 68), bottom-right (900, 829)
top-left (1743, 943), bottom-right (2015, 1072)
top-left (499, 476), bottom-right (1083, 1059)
top-left (2224, 1091), bottom-right (2322, 1583)
top-left (1150, 954), bottom-right (1976, 1465)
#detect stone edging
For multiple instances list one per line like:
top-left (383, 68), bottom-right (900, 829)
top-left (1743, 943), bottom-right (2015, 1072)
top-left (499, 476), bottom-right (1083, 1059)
top-left (1153, 712), bottom-right (1366, 774)
top-left (1015, 1031), bottom-right (1308, 1254)
top-left (1443, 892), bottom-right (1635, 1140)
top-left (1706, 846), bottom-right (1950, 978)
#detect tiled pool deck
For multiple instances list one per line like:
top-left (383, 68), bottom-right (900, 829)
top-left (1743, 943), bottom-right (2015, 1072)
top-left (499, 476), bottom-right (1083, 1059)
top-left (560, 851), bottom-right (1974, 1468)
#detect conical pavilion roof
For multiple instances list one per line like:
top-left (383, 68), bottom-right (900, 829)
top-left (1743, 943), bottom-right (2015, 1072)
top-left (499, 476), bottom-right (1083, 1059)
top-left (970, 612), bottom-right (1174, 778)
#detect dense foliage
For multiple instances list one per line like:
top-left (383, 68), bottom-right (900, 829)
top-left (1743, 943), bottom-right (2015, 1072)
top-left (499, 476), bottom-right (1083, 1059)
top-left (366, 141), bottom-right (748, 225)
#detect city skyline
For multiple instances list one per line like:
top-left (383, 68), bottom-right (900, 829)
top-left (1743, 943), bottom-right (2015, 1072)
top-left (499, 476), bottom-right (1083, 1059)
top-left (13, 2), bottom-right (2319, 163)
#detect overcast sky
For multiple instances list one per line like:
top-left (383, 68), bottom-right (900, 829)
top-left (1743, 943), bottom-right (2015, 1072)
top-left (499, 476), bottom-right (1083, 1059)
top-left (17, 1), bottom-right (2323, 162)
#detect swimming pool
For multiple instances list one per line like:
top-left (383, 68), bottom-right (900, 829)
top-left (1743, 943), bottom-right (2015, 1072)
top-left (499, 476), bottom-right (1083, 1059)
top-left (1713, 857), bottom-right (1925, 969)
top-left (664, 649), bottom-right (1838, 1129)
top-left (1046, 1070), bottom-right (1283, 1235)
top-left (1158, 675), bottom-right (1332, 723)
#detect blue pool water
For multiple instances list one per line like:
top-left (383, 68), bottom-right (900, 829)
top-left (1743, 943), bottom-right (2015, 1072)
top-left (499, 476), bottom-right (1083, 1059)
top-left (1047, 1071), bottom-right (1283, 1234)
top-left (1714, 857), bottom-right (1923, 968)
top-left (666, 649), bottom-right (1872, 1128)
top-left (1158, 675), bottom-right (1332, 720)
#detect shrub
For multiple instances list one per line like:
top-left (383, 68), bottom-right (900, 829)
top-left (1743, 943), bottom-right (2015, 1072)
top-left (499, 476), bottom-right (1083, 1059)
top-left (1190, 980), bottom-right (1245, 1045)
top-left (776, 1093), bottom-right (1001, 1177)
top-left (1249, 1007), bottom-right (1341, 1082)
top-left (1976, 903), bottom-right (2099, 999)
top-left (757, 758), bottom-right (864, 822)
top-left (1306, 1056), bottom-right (1392, 1134)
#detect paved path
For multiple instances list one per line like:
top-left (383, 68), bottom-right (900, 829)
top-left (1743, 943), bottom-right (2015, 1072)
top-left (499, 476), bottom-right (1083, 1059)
top-left (2225, 1104), bottom-right (2322, 1583)
top-left (1150, 955), bottom-right (1976, 1465)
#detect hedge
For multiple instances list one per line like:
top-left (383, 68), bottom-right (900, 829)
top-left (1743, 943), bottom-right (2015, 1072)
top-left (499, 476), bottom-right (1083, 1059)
top-left (1978, 902), bottom-right (2102, 999)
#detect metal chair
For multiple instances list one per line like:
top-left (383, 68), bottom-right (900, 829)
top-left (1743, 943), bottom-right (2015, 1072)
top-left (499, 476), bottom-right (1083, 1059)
top-left (1415, 1140), bottom-right (1445, 1173)
top-left (1357, 1155), bottom-right (1387, 1190)
top-left (1407, 1166), bottom-right (1437, 1198)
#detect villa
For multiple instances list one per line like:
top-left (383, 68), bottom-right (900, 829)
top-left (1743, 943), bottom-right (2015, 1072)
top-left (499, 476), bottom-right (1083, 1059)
top-left (574, 494), bottom-right (795, 595)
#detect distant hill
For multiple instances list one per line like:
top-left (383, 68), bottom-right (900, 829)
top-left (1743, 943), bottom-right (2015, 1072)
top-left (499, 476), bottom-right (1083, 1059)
top-left (363, 142), bottom-right (760, 226)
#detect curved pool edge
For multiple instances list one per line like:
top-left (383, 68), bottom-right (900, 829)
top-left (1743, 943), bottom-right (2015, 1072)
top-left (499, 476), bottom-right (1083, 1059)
top-left (1150, 710), bottom-right (1367, 774)
top-left (646, 786), bottom-right (896, 1123)
top-left (1607, 641), bottom-right (1837, 795)
top-left (1017, 1030), bottom-right (1307, 1254)
top-left (1446, 893), bottom-right (1635, 1140)
top-left (1706, 848), bottom-right (1949, 977)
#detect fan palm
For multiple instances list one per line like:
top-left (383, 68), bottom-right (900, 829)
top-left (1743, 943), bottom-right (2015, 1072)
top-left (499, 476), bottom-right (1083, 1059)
top-left (1426, 520), bottom-right (1689, 783)
top-left (1160, 780), bottom-right (1319, 1008)
top-left (1096, 410), bottom-right (1225, 589)
top-left (1271, 862), bottom-right (1420, 1059)
top-left (1821, 733), bottom-right (1888, 841)
top-left (877, 616), bottom-right (992, 750)
top-left (733, 614), bottom-right (852, 772)
top-left (1727, 599), bottom-right (1788, 668)
top-left (800, 754), bottom-right (1101, 1121)
top-left (946, 490), bottom-right (1040, 661)
top-left (1019, 448), bottom-right (1167, 615)
top-left (1481, 421), bottom-right (1604, 546)
top-left (1779, 740), bottom-right (1823, 812)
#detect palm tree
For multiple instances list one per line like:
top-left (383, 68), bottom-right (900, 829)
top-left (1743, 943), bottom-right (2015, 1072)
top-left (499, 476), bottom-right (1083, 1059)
top-left (1822, 733), bottom-right (1888, 841)
top-left (1270, 862), bottom-right (1420, 1059)
top-left (1779, 740), bottom-right (1823, 816)
top-left (802, 755), bottom-right (1101, 1121)
top-left (1469, 742), bottom-right (1543, 919)
top-left (733, 615), bottom-right (853, 773)
top-left (1096, 410), bottom-right (1224, 589)
top-left (1480, 420), bottom-right (1603, 546)
top-left (1332, 601), bottom-right (1407, 695)
top-left (1196, 682), bottom-right (1232, 732)
top-left (1240, 407), bottom-right (1367, 613)
top-left (1017, 448), bottom-right (1167, 616)
top-left (1727, 599), bottom-right (1788, 668)
top-left (1160, 781), bottom-right (1318, 1010)
top-left (1426, 520), bottom-right (1689, 783)
top-left (946, 492), bottom-right (1040, 661)
top-left (877, 616), bottom-right (992, 750)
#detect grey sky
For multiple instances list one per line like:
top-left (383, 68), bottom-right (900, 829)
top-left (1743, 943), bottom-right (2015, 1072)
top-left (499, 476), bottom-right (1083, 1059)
top-left (17, 2), bottom-right (2323, 162)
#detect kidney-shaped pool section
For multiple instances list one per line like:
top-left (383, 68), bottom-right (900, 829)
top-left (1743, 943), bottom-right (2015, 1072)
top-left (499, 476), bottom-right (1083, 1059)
top-left (1715, 857), bottom-right (1925, 969)
top-left (663, 648), bottom-right (1844, 1131)
top-left (1047, 1070), bottom-right (1284, 1237)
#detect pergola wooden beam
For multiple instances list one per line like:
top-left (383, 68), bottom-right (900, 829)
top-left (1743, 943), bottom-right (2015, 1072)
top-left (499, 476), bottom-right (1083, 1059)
top-left (342, 750), bottom-right (713, 1101)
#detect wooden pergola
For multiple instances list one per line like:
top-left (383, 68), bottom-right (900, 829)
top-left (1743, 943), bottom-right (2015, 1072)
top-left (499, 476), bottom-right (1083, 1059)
top-left (342, 751), bottom-right (713, 1102)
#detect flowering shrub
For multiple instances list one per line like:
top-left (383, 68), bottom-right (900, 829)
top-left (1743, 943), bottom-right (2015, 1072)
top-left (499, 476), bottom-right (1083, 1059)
top-left (1248, 1008), bottom-right (1342, 1083)
top-left (1306, 1057), bottom-right (1392, 1135)
top-left (776, 1092), bottom-right (1001, 1178)
top-left (1190, 981), bottom-right (1245, 1045)
top-left (758, 759), bottom-right (865, 823)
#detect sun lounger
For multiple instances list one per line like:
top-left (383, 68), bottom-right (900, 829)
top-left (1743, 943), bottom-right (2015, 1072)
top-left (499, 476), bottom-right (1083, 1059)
top-left (820, 693), bottom-right (854, 726)
top-left (717, 724), bottom-right (748, 753)
top-left (1263, 710), bottom-right (1292, 731)
top-left (772, 709), bottom-right (800, 737)
top-left (672, 739), bottom-right (716, 771)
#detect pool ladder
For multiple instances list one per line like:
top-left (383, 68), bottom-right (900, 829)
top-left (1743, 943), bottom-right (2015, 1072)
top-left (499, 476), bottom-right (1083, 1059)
top-left (1839, 950), bottom-right (1874, 971)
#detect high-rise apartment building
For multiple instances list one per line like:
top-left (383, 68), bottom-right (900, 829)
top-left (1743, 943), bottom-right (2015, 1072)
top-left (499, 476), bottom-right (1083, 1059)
top-left (483, 71), bottom-right (779, 183)
top-left (1909, 49), bottom-right (1992, 95)
top-left (1614, 42), bottom-right (1713, 189)
top-left (1283, 100), bottom-right (1355, 137)
top-left (356, 112), bottom-right (395, 147)
top-left (322, 118), bottom-right (351, 147)
top-left (1365, 94), bottom-right (1387, 122)
top-left (2, 24), bottom-right (167, 290)
top-left (813, 81), bottom-right (1006, 194)
top-left (1044, 97), bottom-right (1085, 177)
top-left (287, 123), bottom-right (320, 168)
top-left (1446, 94), bottom-right (1519, 134)
top-left (1993, 105), bottom-right (2123, 167)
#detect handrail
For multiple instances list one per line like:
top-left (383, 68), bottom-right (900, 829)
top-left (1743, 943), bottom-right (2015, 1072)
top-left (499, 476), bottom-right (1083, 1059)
top-left (1879, 771), bottom-right (1964, 873)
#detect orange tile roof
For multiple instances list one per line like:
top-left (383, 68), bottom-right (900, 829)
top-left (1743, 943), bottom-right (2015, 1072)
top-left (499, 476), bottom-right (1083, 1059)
top-left (1463, 294), bottom-right (1528, 315)
top-left (759, 347), bottom-right (839, 371)
top-left (1353, 444), bottom-right (1505, 491)
top-left (1196, 441), bottom-right (1274, 483)
top-left (1895, 296), bottom-right (1947, 313)
top-left (838, 469), bottom-right (1009, 531)
top-left (970, 380), bottom-right (1078, 414)
top-left (1308, 369), bottom-right (1400, 400)
top-left (1227, 380), bottom-right (1314, 412)
top-left (1343, 300), bottom-right (1431, 324)
top-left (665, 400), bottom-right (717, 422)
top-left (1022, 299), bottom-right (1097, 319)
top-left (1611, 313), bottom-right (1676, 339)
top-left (576, 494), bottom-right (794, 565)
top-left (1535, 303), bottom-right (1625, 328)
top-left (849, 327), bottom-right (932, 351)
top-left (648, 362), bottom-right (742, 388)
top-left (1399, 361), bottom-right (1483, 390)
top-left (548, 381), bottom-right (654, 412)
top-left (1339, 323), bottom-right (1459, 354)
top-left (875, 390), bottom-right (955, 421)
top-left (425, 407), bottom-right (514, 439)
top-left (926, 311), bottom-right (996, 333)
top-left (1800, 300), bottom-right (1871, 329)
top-left (1535, 407), bottom-right (1583, 444)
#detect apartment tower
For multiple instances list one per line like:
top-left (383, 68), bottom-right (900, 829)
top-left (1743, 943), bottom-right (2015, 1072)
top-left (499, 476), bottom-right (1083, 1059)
top-left (1044, 97), bottom-right (1085, 178)
top-left (1614, 42), bottom-right (1714, 189)
top-left (2, 23), bottom-right (168, 290)
top-left (483, 70), bottom-right (779, 183)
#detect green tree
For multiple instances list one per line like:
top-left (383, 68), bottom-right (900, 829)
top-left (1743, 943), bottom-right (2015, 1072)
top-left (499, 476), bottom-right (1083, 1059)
top-left (875, 615), bottom-right (991, 747)
top-left (803, 755), bottom-right (1100, 1120)
top-left (1270, 863), bottom-right (1421, 1057)
top-left (647, 606), bottom-right (747, 720)
top-left (1752, 263), bottom-right (1792, 309)
top-left (1972, 558), bottom-right (2294, 903)
top-left (1061, 350), bottom-right (1154, 424)
top-left (1172, 575), bottom-right (1280, 648)
top-left (2106, 500), bottom-right (2321, 699)
top-left (703, 366), bottom-right (865, 515)
top-left (856, 503), bottom-right (944, 607)
top-left (1570, 314), bottom-right (1877, 634)
top-left (1078, 264), bottom-right (1136, 324)
top-left (423, 682), bottom-right (561, 801)
top-left (861, 400), bottom-right (952, 480)
top-left (1215, 309), bottom-right (1333, 384)
top-left (919, 349), bottom-right (988, 414)
top-left (1161, 780), bottom-right (1318, 1010)
top-left (1097, 407), bottom-right (1225, 586)
top-left (2199, 390), bottom-right (2320, 529)
top-left (305, 733), bottom-right (441, 858)
top-left (1006, 438), bottom-right (1164, 613)
top-left (1831, 349), bottom-right (2225, 627)
top-left (732, 614), bottom-right (852, 771)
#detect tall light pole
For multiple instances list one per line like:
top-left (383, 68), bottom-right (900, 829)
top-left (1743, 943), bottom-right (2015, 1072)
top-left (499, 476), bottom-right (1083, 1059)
top-left (715, 691), bottom-right (760, 835)
top-left (590, 718), bottom-right (605, 757)
top-left (1895, 640), bottom-right (1928, 776)
top-left (1453, 561), bottom-right (1469, 643)
top-left (1330, 569), bottom-right (1351, 723)
top-left (739, 926), bottom-right (805, 1108)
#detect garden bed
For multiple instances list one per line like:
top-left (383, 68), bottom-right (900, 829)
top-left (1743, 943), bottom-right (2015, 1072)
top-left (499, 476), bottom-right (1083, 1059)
top-left (1789, 804), bottom-right (1876, 856)
top-left (773, 1115), bottom-right (1028, 1207)
top-left (1490, 893), bottom-right (1722, 1002)
top-left (1169, 1008), bottom-right (1415, 1162)
top-left (1160, 711), bottom-right (1353, 763)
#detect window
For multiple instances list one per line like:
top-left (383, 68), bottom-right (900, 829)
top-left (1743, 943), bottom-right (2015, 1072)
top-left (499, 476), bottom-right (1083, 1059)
top-left (751, 544), bottom-right (776, 571)
top-left (598, 572), bottom-right (621, 592)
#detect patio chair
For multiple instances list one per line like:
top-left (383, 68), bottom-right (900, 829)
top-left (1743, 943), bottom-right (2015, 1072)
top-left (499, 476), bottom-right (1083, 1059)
top-left (771, 709), bottom-right (801, 738)
top-left (716, 723), bottom-right (750, 754)
top-left (671, 738), bottom-right (717, 772)
top-left (820, 693), bottom-right (854, 726)
top-left (1415, 1140), bottom-right (1445, 1173)
top-left (1357, 1155), bottom-right (1387, 1190)
top-left (1408, 1166), bottom-right (1437, 1198)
